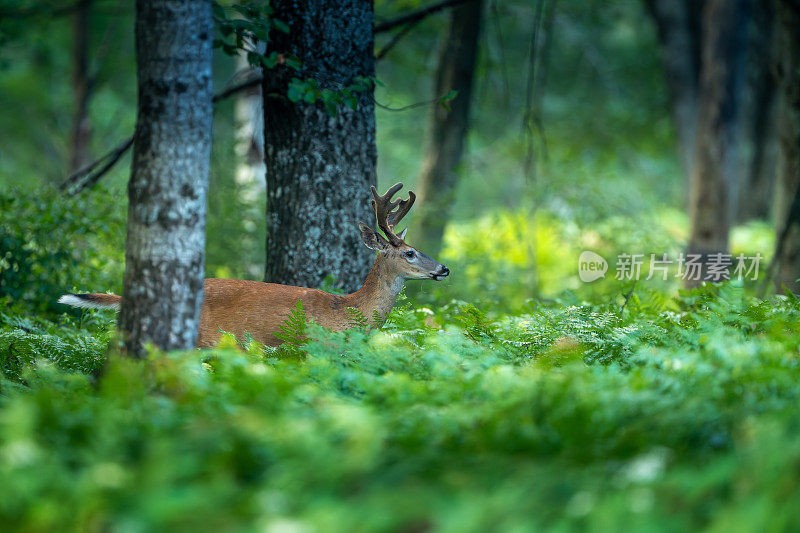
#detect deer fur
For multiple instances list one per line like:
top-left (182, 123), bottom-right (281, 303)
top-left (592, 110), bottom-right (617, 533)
top-left (59, 183), bottom-right (449, 347)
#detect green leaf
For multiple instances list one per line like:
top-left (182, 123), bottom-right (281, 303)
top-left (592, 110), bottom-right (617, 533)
top-left (273, 18), bottom-right (290, 34)
top-left (324, 98), bottom-right (338, 117)
top-left (284, 54), bottom-right (302, 70)
top-left (344, 93), bottom-right (358, 110)
top-left (261, 51), bottom-right (279, 69)
top-left (247, 51), bottom-right (261, 67)
top-left (440, 89), bottom-right (458, 103)
top-left (287, 78), bottom-right (306, 103)
top-left (211, 1), bottom-right (225, 20)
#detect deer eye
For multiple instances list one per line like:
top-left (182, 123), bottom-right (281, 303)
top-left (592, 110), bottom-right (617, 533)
top-left (405, 250), bottom-right (415, 258)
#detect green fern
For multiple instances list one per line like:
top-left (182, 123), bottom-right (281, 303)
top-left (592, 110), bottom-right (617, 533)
top-left (345, 307), bottom-right (370, 331)
top-left (273, 300), bottom-right (308, 358)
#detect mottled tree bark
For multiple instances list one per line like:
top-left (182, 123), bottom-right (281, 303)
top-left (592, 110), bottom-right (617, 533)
top-left (773, 0), bottom-right (800, 293)
top-left (737, 0), bottom-right (778, 223)
top-left (686, 0), bottom-right (748, 287)
top-left (415, 0), bottom-right (483, 257)
top-left (645, 0), bottom-right (703, 177)
top-left (69, 0), bottom-right (92, 174)
top-left (118, 0), bottom-right (213, 356)
top-left (262, 1), bottom-right (376, 293)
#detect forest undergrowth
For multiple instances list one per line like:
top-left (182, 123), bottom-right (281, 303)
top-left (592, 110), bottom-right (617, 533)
top-left (0, 282), bottom-right (798, 531)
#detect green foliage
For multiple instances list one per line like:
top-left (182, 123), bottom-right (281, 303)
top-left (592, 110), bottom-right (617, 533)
top-left (419, 206), bottom-right (772, 313)
top-left (272, 300), bottom-right (308, 358)
top-left (0, 187), bottom-right (125, 318)
top-left (437, 88), bottom-right (458, 111)
top-left (287, 76), bottom-right (374, 117)
top-left (1, 286), bottom-right (800, 529)
top-left (345, 306), bottom-right (370, 330)
top-left (0, 311), bottom-right (111, 381)
top-left (212, 1), bottom-right (288, 57)
top-left (0, 1), bottom-right (791, 528)
top-left (205, 134), bottom-right (266, 280)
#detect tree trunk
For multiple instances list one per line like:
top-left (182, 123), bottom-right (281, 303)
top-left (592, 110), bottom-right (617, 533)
top-left (736, 0), bottom-right (778, 223)
top-left (773, 0), bottom-right (800, 293)
top-left (686, 0), bottom-right (748, 287)
top-left (415, 0), bottom-right (484, 257)
top-left (645, 0), bottom-right (703, 177)
top-left (262, 1), bottom-right (376, 293)
top-left (234, 44), bottom-right (265, 201)
top-left (69, 0), bottom-right (92, 174)
top-left (118, 0), bottom-right (213, 356)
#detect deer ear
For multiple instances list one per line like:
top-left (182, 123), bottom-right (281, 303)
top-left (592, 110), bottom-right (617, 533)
top-left (358, 222), bottom-right (388, 251)
top-left (397, 227), bottom-right (408, 241)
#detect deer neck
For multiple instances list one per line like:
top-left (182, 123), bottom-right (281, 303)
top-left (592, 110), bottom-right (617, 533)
top-left (344, 254), bottom-right (404, 324)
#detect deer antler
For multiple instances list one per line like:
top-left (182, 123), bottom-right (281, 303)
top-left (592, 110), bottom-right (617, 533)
top-left (370, 182), bottom-right (415, 247)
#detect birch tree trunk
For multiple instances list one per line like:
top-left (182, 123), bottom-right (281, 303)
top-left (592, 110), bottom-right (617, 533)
top-left (118, 0), bottom-right (213, 356)
top-left (415, 0), bottom-right (483, 257)
top-left (234, 43), bottom-right (265, 202)
top-left (262, 0), bottom-right (376, 293)
top-left (773, 0), bottom-right (800, 293)
top-left (686, 0), bottom-right (748, 287)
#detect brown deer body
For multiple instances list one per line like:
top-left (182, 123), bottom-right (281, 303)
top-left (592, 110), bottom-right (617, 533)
top-left (59, 183), bottom-right (449, 347)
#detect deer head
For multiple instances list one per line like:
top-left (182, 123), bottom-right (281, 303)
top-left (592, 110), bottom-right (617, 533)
top-left (358, 183), bottom-right (450, 281)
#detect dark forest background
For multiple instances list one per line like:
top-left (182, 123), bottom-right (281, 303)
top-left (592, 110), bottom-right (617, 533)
top-left (4, 0), bottom-right (778, 315)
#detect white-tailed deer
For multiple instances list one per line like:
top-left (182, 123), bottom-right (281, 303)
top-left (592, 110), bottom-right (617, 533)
top-left (59, 183), bottom-right (449, 347)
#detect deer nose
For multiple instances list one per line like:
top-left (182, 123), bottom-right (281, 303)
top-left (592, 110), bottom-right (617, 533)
top-left (440, 265), bottom-right (450, 276)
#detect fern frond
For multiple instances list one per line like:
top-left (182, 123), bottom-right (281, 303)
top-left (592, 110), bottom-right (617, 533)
top-left (345, 307), bottom-right (370, 330)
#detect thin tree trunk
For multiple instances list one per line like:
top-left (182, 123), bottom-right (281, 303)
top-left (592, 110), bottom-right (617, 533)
top-left (118, 0), bottom-right (214, 356)
top-left (262, 1), bottom-right (376, 293)
top-left (234, 43), bottom-right (265, 201)
top-left (645, 0), bottom-right (703, 178)
top-left (69, 0), bottom-right (91, 173)
top-left (773, 0), bottom-right (800, 293)
top-left (686, 0), bottom-right (748, 287)
top-left (736, 0), bottom-right (778, 223)
top-left (415, 0), bottom-right (483, 257)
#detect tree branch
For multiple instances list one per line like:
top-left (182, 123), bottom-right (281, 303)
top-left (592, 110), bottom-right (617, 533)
top-left (61, 0), bottom-right (471, 196)
top-left (59, 71), bottom-right (265, 195)
top-left (212, 69), bottom-right (262, 103)
top-left (376, 17), bottom-right (423, 60)
top-left (60, 135), bottom-right (133, 195)
top-left (374, 0), bottom-right (470, 34)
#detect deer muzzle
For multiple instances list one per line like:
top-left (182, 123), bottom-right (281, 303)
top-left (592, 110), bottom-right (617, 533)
top-left (431, 265), bottom-right (450, 281)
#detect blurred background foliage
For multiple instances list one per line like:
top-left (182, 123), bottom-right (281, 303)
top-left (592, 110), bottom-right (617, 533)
top-left (2, 0), bottom-right (774, 318)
